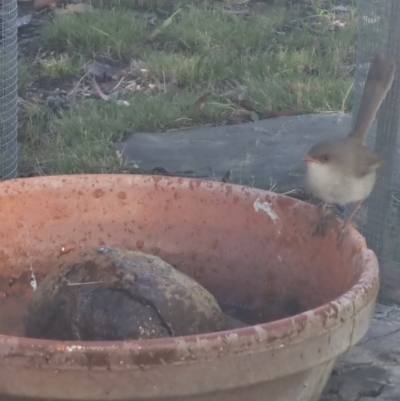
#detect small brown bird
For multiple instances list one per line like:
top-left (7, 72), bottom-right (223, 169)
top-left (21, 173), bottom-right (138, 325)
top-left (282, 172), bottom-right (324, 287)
top-left (302, 54), bottom-right (396, 239)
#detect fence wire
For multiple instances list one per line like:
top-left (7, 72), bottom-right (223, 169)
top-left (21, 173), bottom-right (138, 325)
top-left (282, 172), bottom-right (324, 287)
top-left (353, 0), bottom-right (400, 304)
top-left (0, 0), bottom-right (18, 180)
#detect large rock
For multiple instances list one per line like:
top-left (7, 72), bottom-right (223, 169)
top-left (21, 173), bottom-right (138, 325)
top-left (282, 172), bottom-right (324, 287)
top-left (24, 247), bottom-right (227, 341)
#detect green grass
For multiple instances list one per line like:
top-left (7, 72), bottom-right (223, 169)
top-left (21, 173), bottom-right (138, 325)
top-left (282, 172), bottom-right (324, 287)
top-left (18, 0), bottom-right (358, 176)
top-left (41, 9), bottom-right (147, 60)
top-left (38, 54), bottom-right (84, 79)
top-left (18, 59), bottom-right (34, 92)
top-left (19, 91), bottom-right (232, 176)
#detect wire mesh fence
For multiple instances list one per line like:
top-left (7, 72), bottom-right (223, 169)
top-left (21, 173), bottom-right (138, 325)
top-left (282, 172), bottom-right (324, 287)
top-left (0, 0), bottom-right (18, 180)
top-left (353, 0), bottom-right (400, 304)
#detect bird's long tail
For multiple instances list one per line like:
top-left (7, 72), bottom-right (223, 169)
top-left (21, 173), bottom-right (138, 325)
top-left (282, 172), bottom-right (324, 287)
top-left (350, 53), bottom-right (396, 144)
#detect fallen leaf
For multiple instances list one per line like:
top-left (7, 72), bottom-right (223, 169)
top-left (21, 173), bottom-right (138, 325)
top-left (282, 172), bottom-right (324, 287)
top-left (233, 98), bottom-right (256, 112)
top-left (195, 92), bottom-right (211, 110)
top-left (108, 90), bottom-right (121, 100)
top-left (116, 100), bottom-right (130, 106)
top-left (142, 12), bottom-right (158, 26)
top-left (297, 64), bottom-right (317, 75)
top-left (340, 64), bottom-right (355, 75)
top-left (166, 82), bottom-right (181, 95)
top-left (147, 8), bottom-right (182, 41)
top-left (333, 5), bottom-right (349, 12)
top-left (330, 20), bottom-right (346, 29)
top-left (92, 78), bottom-right (109, 101)
top-left (115, 150), bottom-right (123, 164)
top-left (284, 82), bottom-right (300, 94)
top-left (85, 61), bottom-right (123, 81)
top-left (33, 0), bottom-right (62, 11)
top-left (250, 111), bottom-right (259, 122)
top-left (16, 14), bottom-right (32, 28)
top-left (237, 90), bottom-right (247, 101)
top-left (151, 167), bottom-right (170, 175)
top-left (296, 64), bottom-right (305, 74)
top-left (139, 69), bottom-right (148, 80)
top-left (259, 109), bottom-right (302, 120)
top-left (248, 1), bottom-right (272, 16)
top-left (222, 9), bottom-right (249, 17)
top-left (154, 78), bottom-right (181, 95)
top-left (259, 110), bottom-right (278, 119)
top-left (221, 170), bottom-right (231, 183)
top-left (227, 109), bottom-right (252, 124)
top-left (278, 109), bottom-right (303, 118)
top-left (55, 3), bottom-right (92, 15)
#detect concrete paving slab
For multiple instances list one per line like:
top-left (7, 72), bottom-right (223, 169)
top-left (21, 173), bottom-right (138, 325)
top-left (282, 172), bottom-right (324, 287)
top-left (113, 112), bottom-right (392, 193)
top-left (113, 113), bottom-right (354, 192)
top-left (322, 304), bottom-right (400, 401)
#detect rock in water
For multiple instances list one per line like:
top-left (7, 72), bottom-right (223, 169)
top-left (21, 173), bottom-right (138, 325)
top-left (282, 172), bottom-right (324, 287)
top-left (24, 247), bottom-right (227, 341)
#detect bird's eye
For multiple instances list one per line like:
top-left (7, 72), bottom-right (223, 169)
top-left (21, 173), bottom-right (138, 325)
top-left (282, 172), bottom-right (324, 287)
top-left (320, 155), bottom-right (330, 162)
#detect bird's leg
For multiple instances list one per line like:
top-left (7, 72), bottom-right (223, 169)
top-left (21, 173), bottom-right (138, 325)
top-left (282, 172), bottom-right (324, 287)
top-left (313, 202), bottom-right (330, 236)
top-left (337, 199), bottom-right (363, 243)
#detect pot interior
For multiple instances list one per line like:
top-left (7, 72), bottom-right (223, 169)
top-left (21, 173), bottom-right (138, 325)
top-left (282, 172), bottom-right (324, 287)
top-left (0, 175), bottom-right (364, 337)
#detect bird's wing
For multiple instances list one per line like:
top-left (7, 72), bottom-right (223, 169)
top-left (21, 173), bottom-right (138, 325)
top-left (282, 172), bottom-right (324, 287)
top-left (353, 146), bottom-right (383, 177)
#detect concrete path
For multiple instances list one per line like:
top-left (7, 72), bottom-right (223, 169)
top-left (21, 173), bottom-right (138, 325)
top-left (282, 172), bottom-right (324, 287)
top-left (322, 304), bottom-right (400, 401)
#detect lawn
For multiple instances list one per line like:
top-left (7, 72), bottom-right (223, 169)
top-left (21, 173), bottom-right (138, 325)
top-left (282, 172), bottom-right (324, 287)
top-left (17, 0), bottom-right (359, 177)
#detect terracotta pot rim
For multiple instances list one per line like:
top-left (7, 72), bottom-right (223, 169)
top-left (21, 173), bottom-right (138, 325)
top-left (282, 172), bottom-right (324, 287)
top-left (0, 174), bottom-right (379, 367)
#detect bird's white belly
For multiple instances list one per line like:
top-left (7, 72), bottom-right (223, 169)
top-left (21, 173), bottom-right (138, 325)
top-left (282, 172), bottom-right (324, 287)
top-left (305, 163), bottom-right (376, 205)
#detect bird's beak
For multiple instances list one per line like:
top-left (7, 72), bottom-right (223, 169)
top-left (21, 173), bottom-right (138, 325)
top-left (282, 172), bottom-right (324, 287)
top-left (302, 155), bottom-right (315, 163)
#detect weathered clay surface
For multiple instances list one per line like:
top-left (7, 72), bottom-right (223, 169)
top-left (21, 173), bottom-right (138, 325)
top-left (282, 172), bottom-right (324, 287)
top-left (322, 304), bottom-right (400, 401)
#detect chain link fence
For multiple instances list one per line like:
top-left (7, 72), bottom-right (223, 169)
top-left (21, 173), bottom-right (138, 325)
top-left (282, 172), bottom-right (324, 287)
top-left (0, 0), bottom-right (18, 180)
top-left (353, 0), bottom-right (400, 304)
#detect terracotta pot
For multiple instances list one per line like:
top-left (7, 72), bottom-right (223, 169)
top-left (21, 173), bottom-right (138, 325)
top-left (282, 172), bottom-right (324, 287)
top-left (0, 175), bottom-right (379, 401)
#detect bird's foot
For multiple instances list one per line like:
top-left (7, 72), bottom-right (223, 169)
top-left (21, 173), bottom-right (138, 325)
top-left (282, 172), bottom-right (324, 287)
top-left (337, 222), bottom-right (351, 245)
top-left (336, 201), bottom-right (363, 245)
top-left (312, 217), bottom-right (327, 236)
top-left (312, 208), bottom-right (334, 237)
